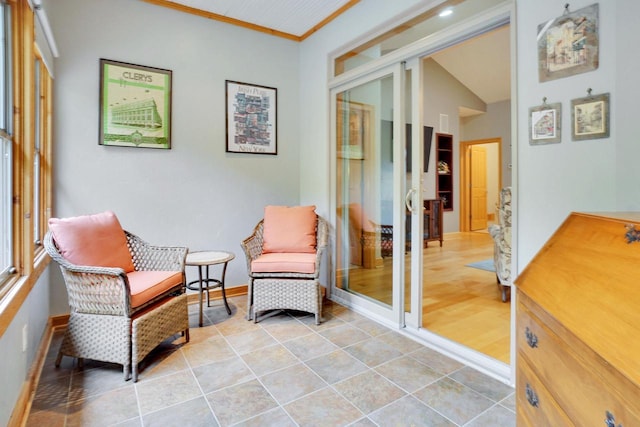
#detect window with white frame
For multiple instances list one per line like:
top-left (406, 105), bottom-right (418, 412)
top-left (0, 1), bottom-right (13, 285)
top-left (33, 58), bottom-right (41, 245)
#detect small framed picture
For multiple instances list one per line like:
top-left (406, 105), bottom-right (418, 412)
top-left (225, 80), bottom-right (277, 155)
top-left (529, 102), bottom-right (561, 145)
top-left (99, 59), bottom-right (172, 149)
top-left (571, 92), bottom-right (610, 141)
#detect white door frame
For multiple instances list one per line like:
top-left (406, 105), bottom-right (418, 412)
top-left (329, 63), bottom-right (408, 329)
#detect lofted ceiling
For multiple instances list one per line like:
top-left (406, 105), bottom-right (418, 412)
top-left (144, 0), bottom-right (510, 106)
top-left (432, 25), bottom-right (511, 108)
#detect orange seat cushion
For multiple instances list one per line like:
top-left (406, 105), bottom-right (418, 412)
top-left (251, 253), bottom-right (316, 274)
top-left (262, 205), bottom-right (317, 254)
top-left (127, 270), bottom-right (183, 308)
top-left (48, 211), bottom-right (135, 272)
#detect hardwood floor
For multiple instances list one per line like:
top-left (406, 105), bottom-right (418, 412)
top-left (423, 231), bottom-right (510, 364)
top-left (338, 230), bottom-right (511, 364)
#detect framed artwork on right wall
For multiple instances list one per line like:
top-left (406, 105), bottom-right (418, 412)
top-left (571, 92), bottom-right (610, 141)
top-left (529, 101), bottom-right (562, 145)
top-left (537, 3), bottom-right (599, 82)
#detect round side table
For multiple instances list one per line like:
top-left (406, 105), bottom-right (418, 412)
top-left (185, 250), bottom-right (234, 327)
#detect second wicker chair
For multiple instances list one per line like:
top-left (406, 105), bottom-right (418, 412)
top-left (241, 205), bottom-right (328, 324)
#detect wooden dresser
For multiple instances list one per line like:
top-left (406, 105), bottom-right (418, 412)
top-left (515, 212), bottom-right (640, 426)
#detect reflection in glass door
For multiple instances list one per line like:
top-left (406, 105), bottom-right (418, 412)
top-left (330, 0), bottom-right (513, 382)
top-left (333, 64), bottom-right (420, 325)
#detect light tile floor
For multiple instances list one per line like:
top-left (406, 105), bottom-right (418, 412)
top-left (25, 296), bottom-right (515, 427)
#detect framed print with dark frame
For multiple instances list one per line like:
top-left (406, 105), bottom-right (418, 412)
top-left (529, 101), bottom-right (561, 145)
top-left (537, 3), bottom-right (599, 83)
top-left (571, 92), bottom-right (610, 141)
top-left (336, 99), bottom-right (373, 160)
top-left (99, 59), bottom-right (172, 149)
top-left (225, 80), bottom-right (277, 155)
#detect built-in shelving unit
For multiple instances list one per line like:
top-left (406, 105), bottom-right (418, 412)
top-left (436, 133), bottom-right (453, 211)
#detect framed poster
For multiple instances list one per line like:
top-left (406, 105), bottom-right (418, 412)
top-left (529, 102), bottom-right (562, 145)
top-left (571, 92), bottom-right (610, 141)
top-left (537, 3), bottom-right (599, 82)
top-left (225, 80), bottom-right (277, 155)
top-left (99, 59), bottom-right (172, 149)
top-left (336, 100), bottom-right (372, 160)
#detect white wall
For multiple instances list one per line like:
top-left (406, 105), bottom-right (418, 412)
top-left (615, 1), bottom-right (640, 211)
top-left (0, 271), bottom-right (51, 426)
top-left (47, 0), bottom-right (302, 314)
top-left (515, 0), bottom-right (618, 266)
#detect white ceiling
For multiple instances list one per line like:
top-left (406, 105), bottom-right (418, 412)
top-left (159, 0), bottom-right (356, 38)
top-left (154, 1), bottom-right (510, 106)
top-left (432, 25), bottom-right (511, 106)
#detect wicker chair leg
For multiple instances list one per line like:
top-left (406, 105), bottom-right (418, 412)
top-left (316, 289), bottom-right (323, 325)
top-left (246, 279), bottom-right (254, 321)
top-left (501, 285), bottom-right (510, 303)
top-left (184, 328), bottom-right (190, 343)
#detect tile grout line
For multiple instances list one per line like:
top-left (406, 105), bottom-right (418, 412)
top-left (27, 298), bottom-right (514, 427)
top-left (185, 318), bottom-right (224, 427)
top-left (219, 311), bottom-right (301, 426)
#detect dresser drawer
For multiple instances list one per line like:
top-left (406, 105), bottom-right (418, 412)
top-left (516, 355), bottom-right (573, 427)
top-left (517, 295), bottom-right (640, 426)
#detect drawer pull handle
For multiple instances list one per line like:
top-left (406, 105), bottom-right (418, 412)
top-left (525, 383), bottom-right (539, 408)
top-left (605, 411), bottom-right (622, 427)
top-left (525, 327), bottom-right (538, 348)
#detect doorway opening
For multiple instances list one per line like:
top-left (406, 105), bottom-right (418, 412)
top-left (422, 137), bottom-right (509, 364)
top-left (460, 138), bottom-right (502, 232)
top-left (419, 25), bottom-right (512, 365)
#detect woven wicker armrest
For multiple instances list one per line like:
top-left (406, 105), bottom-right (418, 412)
top-left (313, 217), bottom-right (329, 278)
top-left (61, 268), bottom-right (134, 316)
top-left (125, 231), bottom-right (188, 271)
top-left (44, 231), bottom-right (131, 315)
top-left (317, 217), bottom-right (329, 250)
top-left (241, 220), bottom-right (265, 274)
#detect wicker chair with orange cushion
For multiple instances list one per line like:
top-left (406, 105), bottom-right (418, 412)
top-left (241, 205), bottom-right (328, 324)
top-left (45, 211), bottom-right (189, 381)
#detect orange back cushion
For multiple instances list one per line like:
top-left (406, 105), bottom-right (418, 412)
top-left (48, 211), bottom-right (135, 272)
top-left (262, 205), bottom-right (317, 253)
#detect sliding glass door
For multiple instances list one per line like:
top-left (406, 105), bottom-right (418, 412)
top-left (332, 63), bottom-right (423, 326)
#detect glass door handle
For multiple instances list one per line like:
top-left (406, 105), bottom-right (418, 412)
top-left (405, 189), bottom-right (416, 213)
